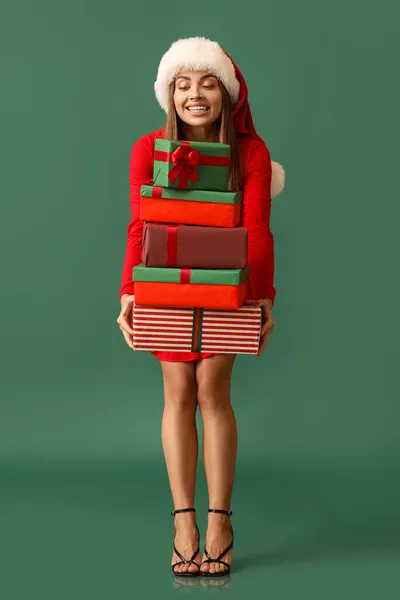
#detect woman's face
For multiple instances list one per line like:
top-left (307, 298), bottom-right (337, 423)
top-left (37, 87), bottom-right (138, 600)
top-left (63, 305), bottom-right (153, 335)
top-left (173, 71), bottom-right (223, 127)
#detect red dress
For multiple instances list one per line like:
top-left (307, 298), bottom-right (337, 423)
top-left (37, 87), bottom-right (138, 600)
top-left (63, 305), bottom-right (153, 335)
top-left (120, 54), bottom-right (275, 362)
top-left (119, 128), bottom-right (276, 362)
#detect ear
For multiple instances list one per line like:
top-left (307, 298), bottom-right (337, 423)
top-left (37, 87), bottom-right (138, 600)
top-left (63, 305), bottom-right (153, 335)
top-left (271, 161), bottom-right (285, 199)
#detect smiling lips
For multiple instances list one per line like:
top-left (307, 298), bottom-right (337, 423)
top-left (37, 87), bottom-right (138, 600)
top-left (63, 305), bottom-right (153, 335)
top-left (186, 105), bottom-right (210, 115)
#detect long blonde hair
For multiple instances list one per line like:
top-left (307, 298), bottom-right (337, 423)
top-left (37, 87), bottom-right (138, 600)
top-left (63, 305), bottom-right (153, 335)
top-left (164, 81), bottom-right (243, 192)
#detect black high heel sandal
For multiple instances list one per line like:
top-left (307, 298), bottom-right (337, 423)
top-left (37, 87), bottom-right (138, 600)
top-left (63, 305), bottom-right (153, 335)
top-left (200, 509), bottom-right (234, 577)
top-left (171, 507), bottom-right (201, 577)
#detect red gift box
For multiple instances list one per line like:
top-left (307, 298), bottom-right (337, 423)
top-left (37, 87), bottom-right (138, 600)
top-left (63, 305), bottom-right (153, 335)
top-left (133, 264), bottom-right (249, 309)
top-left (140, 185), bottom-right (241, 228)
top-left (134, 281), bottom-right (248, 310)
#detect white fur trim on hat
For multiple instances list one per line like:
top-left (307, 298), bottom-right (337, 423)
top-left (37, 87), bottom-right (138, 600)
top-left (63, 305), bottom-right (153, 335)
top-left (154, 37), bottom-right (240, 113)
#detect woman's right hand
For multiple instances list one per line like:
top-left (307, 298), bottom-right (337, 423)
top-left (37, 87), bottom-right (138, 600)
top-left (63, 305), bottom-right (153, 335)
top-left (117, 294), bottom-right (135, 348)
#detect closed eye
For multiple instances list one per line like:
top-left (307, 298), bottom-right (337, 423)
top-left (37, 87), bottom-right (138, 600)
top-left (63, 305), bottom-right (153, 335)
top-left (177, 85), bottom-right (215, 91)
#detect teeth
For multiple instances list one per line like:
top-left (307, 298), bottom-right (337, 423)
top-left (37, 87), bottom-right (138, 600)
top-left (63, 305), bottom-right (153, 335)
top-left (187, 106), bottom-right (208, 112)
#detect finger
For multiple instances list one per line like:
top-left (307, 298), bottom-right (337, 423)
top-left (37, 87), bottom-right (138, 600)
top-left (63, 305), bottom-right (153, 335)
top-left (261, 303), bottom-right (272, 316)
top-left (258, 331), bottom-right (271, 355)
top-left (117, 312), bottom-right (134, 334)
top-left (261, 305), bottom-right (271, 321)
top-left (121, 327), bottom-right (133, 349)
top-left (119, 318), bottom-right (134, 336)
top-left (118, 296), bottom-right (134, 317)
top-left (245, 299), bottom-right (259, 305)
top-left (117, 304), bottom-right (131, 322)
top-left (117, 312), bottom-right (134, 335)
top-left (117, 306), bottom-right (134, 335)
top-left (260, 314), bottom-right (270, 335)
top-left (122, 301), bottom-right (133, 316)
top-left (260, 321), bottom-right (275, 336)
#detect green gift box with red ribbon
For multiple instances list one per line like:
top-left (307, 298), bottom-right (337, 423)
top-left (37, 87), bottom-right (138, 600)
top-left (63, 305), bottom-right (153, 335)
top-left (153, 139), bottom-right (231, 191)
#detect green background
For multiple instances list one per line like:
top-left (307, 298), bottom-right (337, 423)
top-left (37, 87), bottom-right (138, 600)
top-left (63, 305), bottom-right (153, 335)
top-left (1, 0), bottom-right (399, 597)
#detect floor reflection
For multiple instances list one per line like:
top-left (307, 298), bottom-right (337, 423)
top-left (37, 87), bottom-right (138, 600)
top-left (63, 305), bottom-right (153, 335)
top-left (172, 573), bottom-right (233, 590)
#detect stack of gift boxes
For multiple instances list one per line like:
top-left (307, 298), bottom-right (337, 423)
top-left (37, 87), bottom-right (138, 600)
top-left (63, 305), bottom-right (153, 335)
top-left (131, 139), bottom-right (262, 355)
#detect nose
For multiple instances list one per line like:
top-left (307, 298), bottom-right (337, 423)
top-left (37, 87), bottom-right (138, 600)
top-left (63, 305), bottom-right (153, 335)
top-left (189, 85), bottom-right (204, 100)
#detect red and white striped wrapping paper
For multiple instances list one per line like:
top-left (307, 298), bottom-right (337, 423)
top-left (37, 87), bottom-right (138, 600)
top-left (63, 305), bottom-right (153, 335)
top-left (132, 304), bottom-right (262, 355)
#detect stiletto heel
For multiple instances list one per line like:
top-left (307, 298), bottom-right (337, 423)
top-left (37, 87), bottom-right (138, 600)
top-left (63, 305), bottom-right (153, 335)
top-left (171, 508), bottom-right (201, 577)
top-left (200, 509), bottom-right (234, 577)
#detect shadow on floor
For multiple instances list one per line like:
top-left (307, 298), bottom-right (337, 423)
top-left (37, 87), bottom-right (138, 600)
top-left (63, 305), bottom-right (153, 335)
top-left (234, 538), bottom-right (400, 572)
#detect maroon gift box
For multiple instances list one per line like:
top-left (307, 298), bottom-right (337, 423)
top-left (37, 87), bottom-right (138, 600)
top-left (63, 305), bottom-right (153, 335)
top-left (142, 223), bottom-right (248, 269)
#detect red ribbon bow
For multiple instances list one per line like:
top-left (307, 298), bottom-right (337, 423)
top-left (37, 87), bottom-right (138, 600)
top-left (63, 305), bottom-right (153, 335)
top-left (168, 143), bottom-right (200, 189)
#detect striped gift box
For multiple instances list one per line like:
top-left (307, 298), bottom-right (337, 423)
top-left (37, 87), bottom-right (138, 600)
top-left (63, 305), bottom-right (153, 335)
top-left (132, 304), bottom-right (262, 355)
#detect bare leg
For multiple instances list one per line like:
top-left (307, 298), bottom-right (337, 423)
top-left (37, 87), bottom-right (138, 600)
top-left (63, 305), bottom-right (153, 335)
top-left (195, 355), bottom-right (237, 574)
top-left (160, 360), bottom-right (200, 575)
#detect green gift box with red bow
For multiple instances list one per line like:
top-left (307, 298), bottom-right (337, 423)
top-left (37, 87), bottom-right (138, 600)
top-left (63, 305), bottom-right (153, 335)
top-left (153, 139), bottom-right (231, 191)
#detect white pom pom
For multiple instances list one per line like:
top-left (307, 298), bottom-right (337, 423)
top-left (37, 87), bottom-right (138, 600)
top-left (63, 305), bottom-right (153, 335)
top-left (271, 162), bottom-right (285, 199)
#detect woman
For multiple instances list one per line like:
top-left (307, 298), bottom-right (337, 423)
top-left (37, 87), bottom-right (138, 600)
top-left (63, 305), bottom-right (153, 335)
top-left (117, 37), bottom-right (283, 577)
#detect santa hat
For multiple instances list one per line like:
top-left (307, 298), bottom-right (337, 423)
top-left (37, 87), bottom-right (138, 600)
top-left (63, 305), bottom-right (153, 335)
top-left (154, 37), bottom-right (285, 198)
top-left (154, 36), bottom-right (241, 112)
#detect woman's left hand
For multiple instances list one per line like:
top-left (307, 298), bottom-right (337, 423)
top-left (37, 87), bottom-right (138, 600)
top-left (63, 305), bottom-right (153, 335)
top-left (245, 298), bottom-right (275, 355)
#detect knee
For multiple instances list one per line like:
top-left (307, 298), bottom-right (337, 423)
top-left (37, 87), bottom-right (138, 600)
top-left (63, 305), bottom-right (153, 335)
top-left (163, 374), bottom-right (197, 410)
top-left (196, 375), bottom-right (231, 412)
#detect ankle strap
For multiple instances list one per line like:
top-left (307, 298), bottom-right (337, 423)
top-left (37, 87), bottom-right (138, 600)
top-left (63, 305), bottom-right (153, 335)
top-left (208, 508), bottom-right (232, 516)
top-left (171, 507), bottom-right (196, 516)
